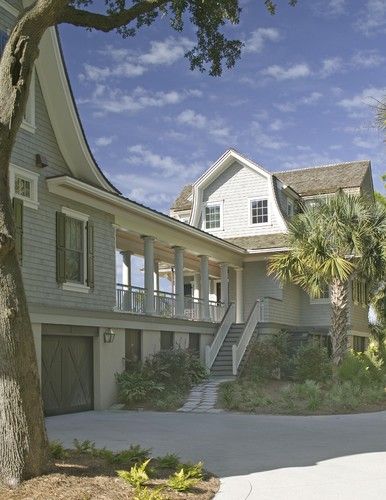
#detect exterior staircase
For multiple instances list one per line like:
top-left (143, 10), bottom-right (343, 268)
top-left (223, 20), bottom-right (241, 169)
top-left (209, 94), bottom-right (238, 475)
top-left (210, 323), bottom-right (245, 377)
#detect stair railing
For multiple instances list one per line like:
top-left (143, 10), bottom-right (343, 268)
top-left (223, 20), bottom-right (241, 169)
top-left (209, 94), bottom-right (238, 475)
top-left (232, 300), bottom-right (261, 375)
top-left (205, 302), bottom-right (235, 370)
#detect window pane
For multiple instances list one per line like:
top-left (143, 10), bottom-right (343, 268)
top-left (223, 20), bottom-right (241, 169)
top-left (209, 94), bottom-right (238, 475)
top-left (64, 217), bottom-right (84, 283)
top-left (251, 199), bottom-right (268, 224)
top-left (160, 331), bottom-right (174, 350)
top-left (15, 177), bottom-right (31, 198)
top-left (205, 205), bottom-right (221, 229)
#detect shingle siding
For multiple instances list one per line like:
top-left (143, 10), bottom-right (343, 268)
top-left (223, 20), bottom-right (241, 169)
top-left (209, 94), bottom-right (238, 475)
top-left (11, 70), bottom-right (116, 312)
top-left (201, 161), bottom-right (285, 238)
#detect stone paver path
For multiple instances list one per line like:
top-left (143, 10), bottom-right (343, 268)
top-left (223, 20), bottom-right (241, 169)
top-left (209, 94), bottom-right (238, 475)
top-left (177, 377), bottom-right (233, 413)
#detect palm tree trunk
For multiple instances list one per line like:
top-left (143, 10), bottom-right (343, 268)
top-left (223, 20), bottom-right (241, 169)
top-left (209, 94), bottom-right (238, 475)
top-left (330, 278), bottom-right (349, 366)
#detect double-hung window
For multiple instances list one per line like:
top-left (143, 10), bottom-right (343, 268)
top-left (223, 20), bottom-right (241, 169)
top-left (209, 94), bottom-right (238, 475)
top-left (250, 199), bottom-right (268, 225)
top-left (56, 208), bottom-right (94, 292)
top-left (204, 202), bottom-right (222, 230)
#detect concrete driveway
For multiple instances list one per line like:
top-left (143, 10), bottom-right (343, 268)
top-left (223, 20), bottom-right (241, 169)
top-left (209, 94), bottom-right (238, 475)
top-left (46, 410), bottom-right (386, 499)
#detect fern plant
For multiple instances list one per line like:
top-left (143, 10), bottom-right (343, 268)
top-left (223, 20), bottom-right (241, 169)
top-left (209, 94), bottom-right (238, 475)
top-left (117, 459), bottom-right (151, 488)
top-left (166, 468), bottom-right (200, 492)
top-left (133, 486), bottom-right (165, 500)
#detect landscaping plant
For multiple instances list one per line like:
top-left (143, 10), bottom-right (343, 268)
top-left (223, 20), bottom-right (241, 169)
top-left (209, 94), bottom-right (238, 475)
top-left (117, 459), bottom-right (151, 488)
top-left (166, 468), bottom-right (200, 492)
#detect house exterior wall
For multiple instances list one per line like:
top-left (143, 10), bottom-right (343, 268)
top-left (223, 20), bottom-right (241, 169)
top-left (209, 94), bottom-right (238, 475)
top-left (11, 72), bottom-right (117, 311)
top-left (200, 161), bottom-right (286, 238)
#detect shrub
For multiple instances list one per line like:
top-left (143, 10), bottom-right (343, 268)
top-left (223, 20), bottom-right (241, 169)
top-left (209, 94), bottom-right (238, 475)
top-left (156, 453), bottom-right (181, 470)
top-left (180, 461), bottom-right (203, 479)
top-left (243, 331), bottom-right (289, 381)
top-left (117, 459), bottom-right (151, 488)
top-left (116, 370), bottom-right (164, 405)
top-left (116, 348), bottom-right (207, 407)
top-left (49, 440), bottom-right (68, 460)
top-left (108, 445), bottom-right (151, 465)
top-left (134, 487), bottom-right (165, 500)
top-left (167, 468), bottom-right (200, 492)
top-left (293, 342), bottom-right (332, 383)
top-left (296, 380), bottom-right (323, 410)
top-left (219, 380), bottom-right (271, 411)
top-left (73, 439), bottom-right (97, 455)
top-left (338, 352), bottom-right (373, 386)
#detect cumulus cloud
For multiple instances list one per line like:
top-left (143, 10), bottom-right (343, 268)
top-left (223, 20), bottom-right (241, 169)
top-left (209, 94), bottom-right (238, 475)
top-left (320, 57), bottom-right (343, 77)
top-left (355, 0), bottom-right (386, 35)
top-left (338, 86), bottom-right (386, 110)
top-left (261, 63), bottom-right (311, 80)
top-left (274, 92), bottom-right (323, 113)
top-left (138, 37), bottom-right (193, 65)
top-left (95, 136), bottom-right (114, 147)
top-left (176, 109), bottom-right (231, 143)
top-left (244, 28), bottom-right (280, 53)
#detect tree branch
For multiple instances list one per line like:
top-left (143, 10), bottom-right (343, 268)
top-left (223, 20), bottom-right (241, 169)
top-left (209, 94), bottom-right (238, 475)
top-left (59, 0), bottom-right (169, 32)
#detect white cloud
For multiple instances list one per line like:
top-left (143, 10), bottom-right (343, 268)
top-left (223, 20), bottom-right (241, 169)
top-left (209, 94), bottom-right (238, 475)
top-left (261, 63), bottom-right (311, 80)
top-left (328, 0), bottom-right (346, 14)
top-left (338, 86), bottom-right (386, 110)
top-left (244, 28), bottom-right (280, 53)
top-left (320, 57), bottom-right (343, 77)
top-left (353, 136), bottom-right (378, 149)
top-left (95, 136), bottom-right (114, 147)
top-left (355, 0), bottom-right (386, 35)
top-left (250, 121), bottom-right (287, 150)
top-left (274, 92), bottom-right (322, 113)
top-left (139, 37), bottom-right (193, 65)
top-left (80, 62), bottom-right (146, 82)
top-left (176, 109), bottom-right (231, 143)
top-left (351, 50), bottom-right (385, 68)
top-left (301, 92), bottom-right (323, 105)
top-left (83, 86), bottom-right (200, 114)
top-left (269, 119), bottom-right (285, 131)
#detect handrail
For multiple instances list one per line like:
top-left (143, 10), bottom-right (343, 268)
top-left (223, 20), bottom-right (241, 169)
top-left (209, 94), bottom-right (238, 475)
top-left (232, 300), bottom-right (261, 375)
top-left (205, 302), bottom-right (235, 369)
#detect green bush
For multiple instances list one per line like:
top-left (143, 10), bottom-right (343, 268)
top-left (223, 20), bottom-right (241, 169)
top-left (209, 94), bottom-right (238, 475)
top-left (49, 440), bottom-right (68, 459)
top-left (219, 380), bottom-right (271, 411)
top-left (293, 342), bottom-right (332, 383)
top-left (116, 348), bottom-right (207, 407)
top-left (116, 370), bottom-right (164, 405)
top-left (133, 487), bottom-right (165, 500)
top-left (117, 459), bottom-right (151, 488)
top-left (338, 352), bottom-right (373, 386)
top-left (242, 331), bottom-right (290, 381)
top-left (166, 468), bottom-right (200, 492)
top-left (156, 453), bottom-right (181, 470)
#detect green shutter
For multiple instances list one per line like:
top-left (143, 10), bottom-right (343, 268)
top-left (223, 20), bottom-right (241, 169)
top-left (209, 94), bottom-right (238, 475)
top-left (86, 221), bottom-right (94, 288)
top-left (12, 197), bottom-right (23, 264)
top-left (56, 212), bottom-right (66, 283)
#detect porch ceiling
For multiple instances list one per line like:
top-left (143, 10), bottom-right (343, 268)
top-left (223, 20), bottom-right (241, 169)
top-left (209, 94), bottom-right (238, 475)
top-left (116, 230), bottom-right (221, 277)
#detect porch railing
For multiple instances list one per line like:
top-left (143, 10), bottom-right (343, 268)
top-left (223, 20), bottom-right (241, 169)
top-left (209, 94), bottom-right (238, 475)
top-left (232, 299), bottom-right (261, 375)
top-left (116, 283), bottom-right (225, 323)
top-left (116, 284), bottom-right (146, 314)
top-left (205, 302), bottom-right (235, 369)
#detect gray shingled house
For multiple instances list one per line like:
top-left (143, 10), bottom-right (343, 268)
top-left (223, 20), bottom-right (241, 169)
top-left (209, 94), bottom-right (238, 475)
top-left (2, 0), bottom-right (372, 415)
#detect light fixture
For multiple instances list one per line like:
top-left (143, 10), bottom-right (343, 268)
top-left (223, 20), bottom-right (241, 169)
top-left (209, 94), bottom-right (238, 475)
top-left (103, 328), bottom-right (115, 343)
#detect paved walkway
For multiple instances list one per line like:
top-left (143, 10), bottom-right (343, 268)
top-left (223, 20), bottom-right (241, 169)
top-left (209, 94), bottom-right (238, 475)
top-left (46, 410), bottom-right (386, 499)
top-left (177, 377), bottom-right (232, 413)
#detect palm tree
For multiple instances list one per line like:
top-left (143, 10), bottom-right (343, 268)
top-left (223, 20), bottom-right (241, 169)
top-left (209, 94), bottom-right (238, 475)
top-left (268, 193), bottom-right (386, 366)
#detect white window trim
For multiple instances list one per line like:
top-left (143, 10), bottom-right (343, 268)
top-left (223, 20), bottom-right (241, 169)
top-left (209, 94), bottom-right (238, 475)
top-left (61, 207), bottom-right (90, 292)
top-left (203, 200), bottom-right (224, 231)
top-left (20, 70), bottom-right (36, 134)
top-left (249, 197), bottom-right (270, 227)
top-left (10, 164), bottom-right (39, 209)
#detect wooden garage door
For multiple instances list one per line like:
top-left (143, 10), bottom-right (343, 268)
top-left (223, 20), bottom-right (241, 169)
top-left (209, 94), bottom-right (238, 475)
top-left (42, 335), bottom-right (93, 416)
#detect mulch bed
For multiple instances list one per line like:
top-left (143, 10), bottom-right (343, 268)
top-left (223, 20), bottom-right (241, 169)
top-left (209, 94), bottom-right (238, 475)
top-left (0, 453), bottom-right (220, 499)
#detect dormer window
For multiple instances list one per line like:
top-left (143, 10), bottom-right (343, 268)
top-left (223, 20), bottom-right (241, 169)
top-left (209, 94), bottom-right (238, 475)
top-left (250, 198), bottom-right (269, 225)
top-left (204, 202), bottom-right (222, 230)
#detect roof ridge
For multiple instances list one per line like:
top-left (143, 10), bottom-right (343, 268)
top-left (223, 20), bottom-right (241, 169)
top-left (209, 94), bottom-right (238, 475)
top-left (274, 159), bottom-right (370, 175)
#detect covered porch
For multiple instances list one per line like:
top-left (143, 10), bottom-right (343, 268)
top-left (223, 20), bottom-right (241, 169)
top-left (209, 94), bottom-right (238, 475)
top-left (115, 230), bottom-right (245, 323)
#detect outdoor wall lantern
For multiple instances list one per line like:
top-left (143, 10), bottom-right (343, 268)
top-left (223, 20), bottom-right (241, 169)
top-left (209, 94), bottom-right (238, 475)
top-left (103, 328), bottom-right (116, 344)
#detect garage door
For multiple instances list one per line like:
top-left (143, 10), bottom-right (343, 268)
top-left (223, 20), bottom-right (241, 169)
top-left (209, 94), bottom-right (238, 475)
top-left (42, 335), bottom-right (94, 416)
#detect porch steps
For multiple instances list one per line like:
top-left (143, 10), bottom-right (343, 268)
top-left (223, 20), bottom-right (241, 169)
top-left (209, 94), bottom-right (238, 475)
top-left (210, 323), bottom-right (245, 377)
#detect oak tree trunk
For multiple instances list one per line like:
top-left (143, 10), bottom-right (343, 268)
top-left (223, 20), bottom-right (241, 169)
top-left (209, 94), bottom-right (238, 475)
top-left (0, 0), bottom-right (68, 486)
top-left (330, 278), bottom-right (349, 366)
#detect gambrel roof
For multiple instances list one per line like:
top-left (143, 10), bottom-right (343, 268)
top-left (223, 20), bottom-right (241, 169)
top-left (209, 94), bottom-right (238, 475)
top-left (274, 160), bottom-right (370, 197)
top-left (171, 159), bottom-right (371, 211)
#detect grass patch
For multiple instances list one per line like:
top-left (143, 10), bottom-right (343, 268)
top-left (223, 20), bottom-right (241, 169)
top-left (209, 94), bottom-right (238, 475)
top-left (0, 442), bottom-right (219, 499)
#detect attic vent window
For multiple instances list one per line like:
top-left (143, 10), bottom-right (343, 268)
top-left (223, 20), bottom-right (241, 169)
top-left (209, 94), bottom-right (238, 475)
top-left (10, 165), bottom-right (39, 209)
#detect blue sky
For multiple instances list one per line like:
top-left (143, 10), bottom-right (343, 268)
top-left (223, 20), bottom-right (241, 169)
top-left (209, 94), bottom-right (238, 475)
top-left (60, 0), bottom-right (386, 213)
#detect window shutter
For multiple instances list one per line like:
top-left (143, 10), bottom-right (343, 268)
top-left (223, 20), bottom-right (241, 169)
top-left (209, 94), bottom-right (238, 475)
top-left (12, 197), bottom-right (23, 264)
top-left (56, 212), bottom-right (66, 283)
top-left (86, 221), bottom-right (95, 288)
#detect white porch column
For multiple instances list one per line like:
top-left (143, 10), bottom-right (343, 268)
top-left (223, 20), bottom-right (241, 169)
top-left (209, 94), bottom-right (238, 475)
top-left (200, 255), bottom-right (210, 321)
top-left (121, 251), bottom-right (132, 286)
top-left (154, 260), bottom-right (160, 291)
top-left (220, 263), bottom-right (229, 307)
top-left (235, 267), bottom-right (244, 323)
top-left (174, 246), bottom-right (185, 318)
top-left (142, 236), bottom-right (155, 315)
top-left (193, 273), bottom-right (200, 299)
top-left (121, 250), bottom-right (132, 310)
